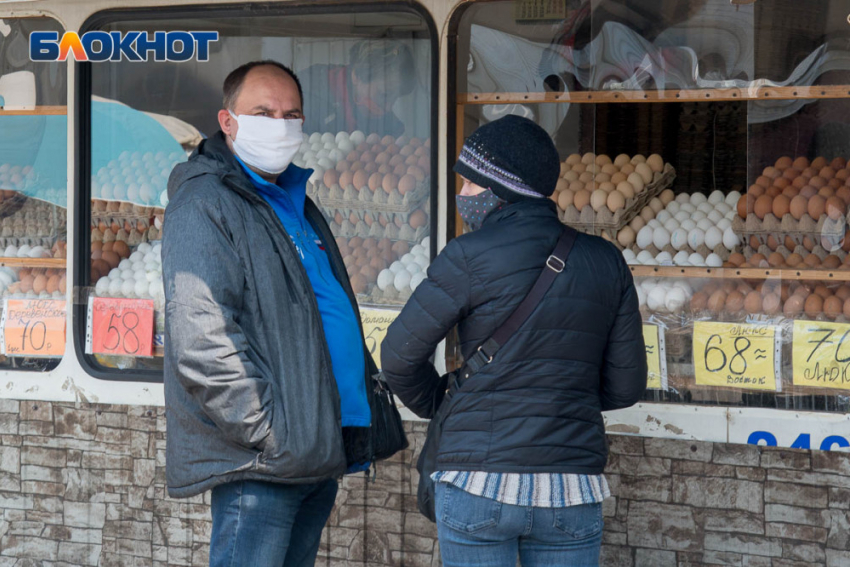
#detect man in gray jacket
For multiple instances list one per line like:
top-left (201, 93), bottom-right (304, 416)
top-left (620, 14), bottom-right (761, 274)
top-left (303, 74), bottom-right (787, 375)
top-left (162, 61), bottom-right (376, 567)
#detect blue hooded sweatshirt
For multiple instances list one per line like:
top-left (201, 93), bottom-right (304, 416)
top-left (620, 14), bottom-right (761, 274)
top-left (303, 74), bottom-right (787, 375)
top-left (236, 157), bottom-right (370, 428)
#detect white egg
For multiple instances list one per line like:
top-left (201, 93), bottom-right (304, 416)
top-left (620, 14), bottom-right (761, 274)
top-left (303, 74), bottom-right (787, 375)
top-left (16, 245), bottom-right (31, 258)
top-left (680, 203), bottom-right (696, 214)
top-left (666, 202), bottom-right (681, 215)
top-left (715, 203), bottom-right (732, 216)
top-left (337, 140), bottom-right (354, 154)
top-left (410, 272), bottom-right (427, 291)
top-left (108, 279), bottom-right (123, 296)
top-left (29, 247), bottom-right (46, 258)
top-left (420, 236), bottom-right (430, 249)
top-left (134, 269), bottom-right (148, 282)
top-left (108, 268), bottom-right (122, 281)
top-left (674, 251), bottom-right (690, 265)
top-left (119, 279), bottom-right (135, 298)
top-left (723, 227), bottom-right (740, 249)
top-left (647, 219), bottom-right (662, 230)
top-left (130, 251), bottom-right (144, 263)
top-left (622, 249), bottom-right (636, 262)
top-left (672, 280), bottom-right (693, 295)
top-left (134, 279), bottom-right (151, 298)
top-left (655, 251), bottom-right (673, 264)
top-left (681, 219), bottom-right (697, 231)
top-left (674, 211), bottom-right (691, 223)
top-left (642, 257), bottom-right (658, 266)
top-left (647, 287), bottom-right (668, 312)
top-left (697, 218), bottom-right (715, 232)
top-left (675, 193), bottom-right (690, 204)
top-left (639, 278), bottom-right (659, 292)
top-left (726, 191), bottom-right (742, 206)
top-left (335, 131), bottom-right (350, 144)
top-left (137, 242), bottom-right (152, 254)
top-left (95, 278), bottom-right (110, 295)
top-left (665, 287), bottom-right (687, 312)
top-left (377, 269), bottom-right (394, 291)
top-left (146, 271), bottom-right (161, 283)
top-left (636, 226), bottom-right (654, 249)
top-left (653, 228), bottom-right (670, 249)
top-left (317, 158), bottom-right (333, 169)
top-left (3, 245), bottom-right (17, 257)
top-left (705, 253), bottom-right (723, 267)
top-left (149, 280), bottom-right (165, 303)
top-left (309, 132), bottom-right (322, 144)
top-left (697, 203), bottom-right (714, 215)
top-left (725, 211), bottom-right (737, 221)
top-left (154, 216), bottom-right (163, 230)
top-left (122, 271), bottom-right (135, 281)
top-left (406, 263), bottom-right (422, 275)
top-left (411, 245), bottom-right (425, 256)
top-left (321, 132), bottom-right (335, 144)
top-left (152, 243), bottom-right (162, 256)
top-left (636, 287), bottom-right (647, 308)
top-left (415, 255), bottom-right (430, 269)
top-left (656, 210), bottom-right (672, 224)
top-left (670, 228), bottom-right (689, 250)
top-left (687, 228), bottom-right (705, 249)
top-left (688, 253), bottom-right (706, 266)
top-left (708, 190), bottom-right (725, 205)
top-left (707, 210), bottom-right (724, 224)
top-left (393, 270), bottom-right (412, 291)
top-left (690, 193), bottom-right (708, 206)
top-left (717, 218), bottom-right (732, 232)
top-left (350, 131), bottom-right (366, 145)
top-left (389, 261), bottom-right (405, 274)
top-left (316, 149), bottom-right (330, 160)
top-left (0, 272), bottom-right (11, 286)
top-left (401, 253), bottom-right (416, 266)
top-left (664, 219), bottom-right (680, 233)
top-left (144, 261), bottom-right (159, 273)
top-left (636, 250), bottom-right (655, 264)
top-left (704, 227), bottom-right (723, 249)
top-left (328, 149), bottom-right (344, 162)
top-left (691, 211), bottom-right (707, 222)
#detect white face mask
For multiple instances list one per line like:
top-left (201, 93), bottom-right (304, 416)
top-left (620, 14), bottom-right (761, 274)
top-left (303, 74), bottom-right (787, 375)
top-left (228, 111), bottom-right (303, 175)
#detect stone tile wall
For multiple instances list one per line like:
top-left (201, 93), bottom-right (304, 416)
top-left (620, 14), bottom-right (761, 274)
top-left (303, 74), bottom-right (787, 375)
top-left (0, 402), bottom-right (848, 566)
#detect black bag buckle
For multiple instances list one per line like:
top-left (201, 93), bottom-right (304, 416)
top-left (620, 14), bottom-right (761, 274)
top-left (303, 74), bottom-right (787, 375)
top-left (546, 255), bottom-right (565, 273)
top-left (476, 344), bottom-right (494, 364)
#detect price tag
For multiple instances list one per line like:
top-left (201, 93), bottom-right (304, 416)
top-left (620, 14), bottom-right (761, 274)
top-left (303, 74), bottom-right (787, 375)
top-left (360, 307), bottom-right (400, 369)
top-left (792, 320), bottom-right (850, 390)
top-left (87, 297), bottom-right (155, 357)
top-left (693, 321), bottom-right (781, 391)
top-left (0, 299), bottom-right (66, 357)
top-left (643, 324), bottom-right (667, 390)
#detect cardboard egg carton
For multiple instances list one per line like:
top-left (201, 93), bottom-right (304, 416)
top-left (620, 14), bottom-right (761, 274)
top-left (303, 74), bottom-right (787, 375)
top-left (627, 242), bottom-right (733, 262)
top-left (315, 178), bottom-right (430, 220)
top-left (559, 163), bottom-right (676, 238)
top-left (731, 212), bottom-right (842, 249)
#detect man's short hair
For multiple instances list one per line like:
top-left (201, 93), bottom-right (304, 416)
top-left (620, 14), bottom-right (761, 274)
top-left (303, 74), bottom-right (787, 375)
top-left (223, 60), bottom-right (304, 110)
top-left (349, 41), bottom-right (416, 97)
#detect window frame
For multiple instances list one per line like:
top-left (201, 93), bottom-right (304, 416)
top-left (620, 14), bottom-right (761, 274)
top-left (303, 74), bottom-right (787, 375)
top-left (74, 1), bottom-right (440, 383)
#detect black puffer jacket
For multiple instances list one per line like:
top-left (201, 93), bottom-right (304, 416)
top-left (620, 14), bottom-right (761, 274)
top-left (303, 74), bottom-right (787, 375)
top-left (381, 199), bottom-right (646, 474)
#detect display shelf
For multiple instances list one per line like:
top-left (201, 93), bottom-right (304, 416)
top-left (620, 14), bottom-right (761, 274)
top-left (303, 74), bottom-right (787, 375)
top-left (0, 106), bottom-right (67, 116)
top-left (630, 265), bottom-right (850, 281)
top-left (460, 85), bottom-right (850, 105)
top-left (0, 257), bottom-right (65, 269)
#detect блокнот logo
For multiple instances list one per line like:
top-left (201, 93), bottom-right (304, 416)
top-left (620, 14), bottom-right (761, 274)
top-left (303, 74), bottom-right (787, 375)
top-left (30, 31), bottom-right (219, 62)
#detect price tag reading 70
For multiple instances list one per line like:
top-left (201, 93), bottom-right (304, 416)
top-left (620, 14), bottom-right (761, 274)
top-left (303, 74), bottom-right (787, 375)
top-left (792, 320), bottom-right (850, 390)
top-left (1, 299), bottom-right (66, 357)
top-left (693, 321), bottom-right (780, 391)
top-left (88, 297), bottom-right (155, 357)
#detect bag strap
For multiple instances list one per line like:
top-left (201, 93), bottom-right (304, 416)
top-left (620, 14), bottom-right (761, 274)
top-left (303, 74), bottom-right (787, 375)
top-left (455, 226), bottom-right (578, 388)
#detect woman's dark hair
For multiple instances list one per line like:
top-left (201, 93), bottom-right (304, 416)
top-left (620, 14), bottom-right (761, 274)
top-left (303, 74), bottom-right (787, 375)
top-left (223, 60), bottom-right (304, 110)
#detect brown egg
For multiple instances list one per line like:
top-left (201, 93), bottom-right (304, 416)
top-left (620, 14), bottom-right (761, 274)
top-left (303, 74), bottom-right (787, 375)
top-left (743, 291), bottom-right (763, 314)
top-left (825, 295), bottom-right (843, 318)
top-left (803, 236), bottom-right (817, 252)
top-left (764, 167), bottom-right (782, 179)
top-left (407, 166), bottom-right (426, 182)
top-left (827, 196), bottom-right (846, 220)
top-left (815, 285), bottom-right (832, 299)
top-left (784, 294), bottom-right (805, 316)
top-left (800, 185), bottom-right (818, 199)
top-left (802, 167), bottom-right (818, 179)
top-left (398, 175), bottom-right (417, 195)
top-left (792, 175), bottom-right (808, 189)
top-left (767, 235), bottom-right (781, 251)
top-left (755, 176), bottom-right (772, 188)
top-left (808, 195), bottom-right (826, 219)
top-left (367, 173), bottom-right (383, 192)
top-left (767, 252), bottom-right (785, 267)
top-left (338, 170), bottom-right (354, 189)
top-left (812, 157), bottom-right (828, 169)
top-left (789, 195), bottom-right (808, 220)
top-left (785, 253), bottom-right (804, 267)
top-left (819, 186), bottom-right (836, 199)
top-left (726, 291), bottom-right (745, 312)
top-left (738, 194), bottom-right (755, 219)
top-left (830, 179), bottom-right (842, 191)
top-left (32, 274), bottom-right (47, 294)
top-left (838, 169), bottom-right (850, 181)
top-left (607, 191), bottom-right (626, 212)
top-left (350, 169), bottom-right (369, 190)
top-left (823, 255), bottom-right (842, 269)
top-left (772, 195), bottom-right (791, 218)
top-left (833, 158), bottom-right (847, 170)
top-left (685, 292), bottom-right (706, 313)
top-left (409, 210), bottom-right (427, 229)
top-left (793, 157), bottom-right (810, 170)
top-left (762, 293), bottom-right (781, 315)
top-left (707, 290), bottom-right (728, 313)
top-left (350, 274), bottom-right (368, 295)
top-left (836, 286), bottom-right (850, 301)
top-left (774, 177), bottom-right (791, 189)
top-left (775, 156), bottom-right (793, 170)
top-left (728, 253), bottom-right (746, 266)
top-left (100, 251), bottom-right (120, 269)
top-left (785, 236), bottom-right (797, 250)
top-left (573, 190), bottom-right (591, 212)
top-left (750, 253), bottom-right (767, 267)
top-left (749, 184), bottom-right (766, 198)
top-left (843, 297), bottom-right (850, 318)
top-left (805, 294), bottom-right (824, 318)
top-left (821, 167), bottom-right (837, 180)
top-left (46, 275), bottom-right (60, 294)
top-left (19, 275), bottom-right (34, 293)
top-left (591, 190), bottom-right (608, 212)
top-left (323, 169), bottom-right (340, 188)
top-left (611, 172), bottom-right (627, 185)
top-left (810, 176), bottom-right (827, 189)
top-left (804, 254), bottom-right (821, 268)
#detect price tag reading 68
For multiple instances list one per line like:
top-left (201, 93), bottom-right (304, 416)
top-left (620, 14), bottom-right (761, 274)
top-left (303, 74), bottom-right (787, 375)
top-left (88, 297), bottom-right (155, 357)
top-left (693, 321), bottom-right (781, 391)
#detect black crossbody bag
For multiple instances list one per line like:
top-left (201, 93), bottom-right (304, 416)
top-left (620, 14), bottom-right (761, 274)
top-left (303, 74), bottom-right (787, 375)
top-left (416, 226), bottom-right (578, 522)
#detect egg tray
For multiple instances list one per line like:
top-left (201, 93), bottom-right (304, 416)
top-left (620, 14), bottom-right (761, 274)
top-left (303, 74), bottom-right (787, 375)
top-left (627, 242), bottom-right (734, 262)
top-left (730, 213), bottom-right (841, 248)
top-left (740, 244), bottom-right (849, 267)
top-left (328, 219), bottom-right (429, 246)
top-left (559, 163), bottom-right (676, 238)
top-left (361, 284), bottom-right (412, 306)
top-left (316, 179), bottom-right (430, 219)
top-left (0, 237), bottom-right (61, 250)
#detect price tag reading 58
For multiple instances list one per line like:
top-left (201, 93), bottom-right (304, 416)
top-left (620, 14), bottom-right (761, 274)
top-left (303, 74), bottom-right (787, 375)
top-left (88, 297), bottom-right (155, 357)
top-left (693, 321), bottom-right (781, 391)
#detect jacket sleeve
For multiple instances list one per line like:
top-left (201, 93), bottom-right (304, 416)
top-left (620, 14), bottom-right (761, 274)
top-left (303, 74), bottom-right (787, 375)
top-left (162, 191), bottom-right (273, 449)
top-left (381, 239), bottom-right (470, 418)
top-left (599, 251), bottom-right (647, 411)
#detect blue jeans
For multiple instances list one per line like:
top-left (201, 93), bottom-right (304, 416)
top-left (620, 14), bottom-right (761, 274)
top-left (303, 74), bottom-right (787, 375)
top-left (435, 482), bottom-right (603, 567)
top-left (210, 479), bottom-right (338, 567)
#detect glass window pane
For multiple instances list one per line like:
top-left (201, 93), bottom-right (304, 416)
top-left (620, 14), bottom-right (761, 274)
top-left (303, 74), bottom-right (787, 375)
top-left (0, 17), bottom-right (67, 371)
top-left (85, 7), bottom-right (434, 377)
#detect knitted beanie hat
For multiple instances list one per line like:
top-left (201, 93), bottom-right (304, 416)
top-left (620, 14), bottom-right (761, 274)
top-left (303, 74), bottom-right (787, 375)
top-left (453, 115), bottom-right (560, 202)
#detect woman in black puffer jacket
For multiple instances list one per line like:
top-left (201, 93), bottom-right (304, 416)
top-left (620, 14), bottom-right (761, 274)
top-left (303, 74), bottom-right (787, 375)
top-left (381, 115), bottom-right (646, 567)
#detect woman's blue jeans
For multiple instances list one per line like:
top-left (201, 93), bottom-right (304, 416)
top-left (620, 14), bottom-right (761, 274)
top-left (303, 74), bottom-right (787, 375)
top-left (435, 482), bottom-right (604, 567)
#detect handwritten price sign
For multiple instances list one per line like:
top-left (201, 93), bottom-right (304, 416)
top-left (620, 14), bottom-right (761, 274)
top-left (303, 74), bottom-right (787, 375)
top-left (643, 324), bottom-right (667, 390)
top-left (792, 320), bottom-right (850, 390)
top-left (693, 321), bottom-right (781, 391)
top-left (88, 297), bottom-right (155, 357)
top-left (0, 299), bottom-right (66, 357)
top-left (360, 307), bottom-right (399, 369)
